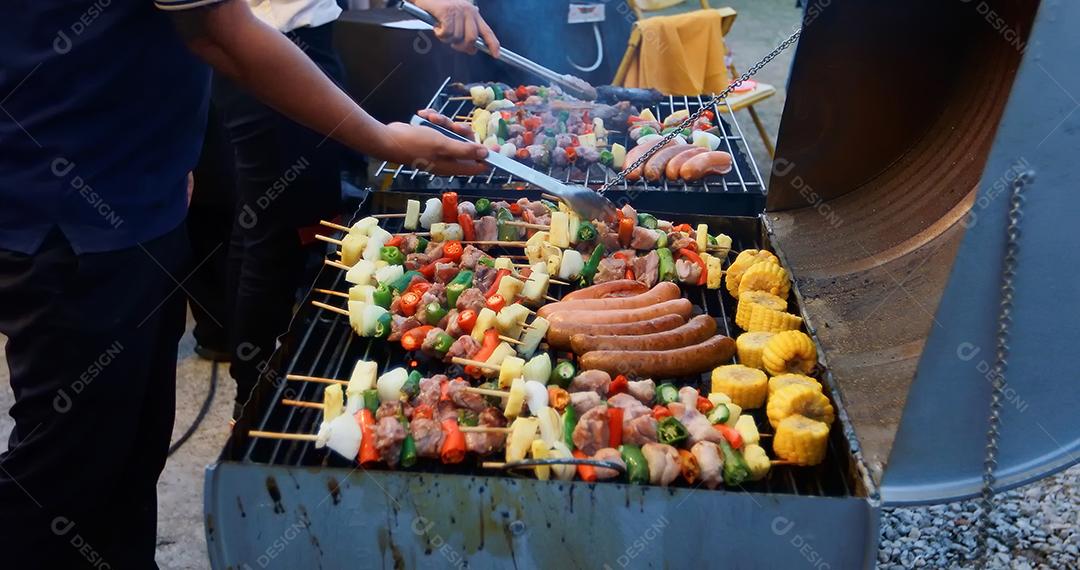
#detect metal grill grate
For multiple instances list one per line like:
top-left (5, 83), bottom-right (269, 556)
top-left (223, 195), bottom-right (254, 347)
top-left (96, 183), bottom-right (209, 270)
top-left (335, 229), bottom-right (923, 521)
top-left (375, 77), bottom-right (766, 198)
top-left (236, 194), bottom-right (862, 498)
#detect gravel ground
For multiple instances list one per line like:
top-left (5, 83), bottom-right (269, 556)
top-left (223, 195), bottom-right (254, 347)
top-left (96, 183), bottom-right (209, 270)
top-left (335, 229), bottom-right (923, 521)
top-left (878, 465), bottom-right (1079, 569)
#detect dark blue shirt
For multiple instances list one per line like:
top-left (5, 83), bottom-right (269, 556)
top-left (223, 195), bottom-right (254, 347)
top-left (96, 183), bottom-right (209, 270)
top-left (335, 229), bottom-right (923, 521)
top-left (0, 0), bottom-right (214, 254)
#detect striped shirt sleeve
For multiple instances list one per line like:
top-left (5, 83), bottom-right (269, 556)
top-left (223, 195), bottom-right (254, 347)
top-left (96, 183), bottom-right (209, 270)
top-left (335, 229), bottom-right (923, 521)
top-left (154, 0), bottom-right (228, 11)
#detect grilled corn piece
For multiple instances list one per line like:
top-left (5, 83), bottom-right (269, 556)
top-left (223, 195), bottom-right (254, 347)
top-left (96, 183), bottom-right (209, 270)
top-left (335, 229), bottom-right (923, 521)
top-left (735, 331), bottom-right (775, 369)
top-left (773, 414), bottom-right (830, 466)
top-left (742, 444), bottom-right (772, 480)
top-left (745, 304), bottom-right (803, 333)
top-left (735, 291), bottom-right (787, 330)
top-left (737, 260), bottom-right (791, 300)
top-left (768, 373), bottom-right (822, 396)
top-left (762, 330), bottom-right (818, 375)
top-left (767, 384), bottom-right (835, 428)
top-left (725, 249), bottom-right (779, 298)
top-left (710, 365), bottom-right (769, 409)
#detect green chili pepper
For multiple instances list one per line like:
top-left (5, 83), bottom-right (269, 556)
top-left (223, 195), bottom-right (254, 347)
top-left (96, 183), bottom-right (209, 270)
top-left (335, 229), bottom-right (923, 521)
top-left (719, 439), bottom-right (752, 486)
top-left (373, 312), bottom-right (393, 339)
top-left (399, 435), bottom-right (418, 468)
top-left (540, 200), bottom-right (559, 212)
top-left (558, 110), bottom-right (571, 121)
top-left (402, 370), bottom-right (422, 399)
top-left (550, 360), bottom-right (576, 388)
top-left (450, 269), bottom-right (473, 287)
top-left (389, 270), bottom-right (423, 293)
top-left (707, 234), bottom-right (718, 246)
top-left (619, 444), bottom-right (649, 485)
top-left (497, 118), bottom-right (510, 141)
top-left (475, 198), bottom-right (492, 216)
top-left (379, 245), bottom-right (404, 265)
top-left (656, 383), bottom-right (679, 405)
top-left (580, 243), bottom-right (606, 286)
top-left (599, 149), bottom-right (614, 166)
top-left (562, 405), bottom-right (578, 450)
top-left (638, 126), bottom-right (656, 137)
top-left (425, 302), bottom-right (448, 326)
top-left (431, 331), bottom-right (454, 353)
top-left (656, 416), bottom-right (689, 447)
top-left (655, 231), bottom-right (668, 249)
top-left (446, 283), bottom-right (467, 309)
top-left (415, 236), bottom-right (429, 254)
top-left (538, 86), bottom-right (549, 98)
top-left (478, 381), bottom-right (503, 407)
top-left (657, 248), bottom-right (676, 282)
top-left (544, 128), bottom-right (556, 138)
top-left (478, 257), bottom-right (495, 268)
top-left (457, 409), bottom-right (479, 427)
top-left (491, 85), bottom-right (503, 100)
top-left (577, 221), bottom-right (598, 242)
top-left (636, 213), bottom-right (658, 230)
top-left (707, 403), bottom-right (730, 425)
top-left (372, 283), bottom-right (393, 309)
top-left (497, 208), bottom-right (517, 242)
top-left (362, 389), bottom-right (379, 414)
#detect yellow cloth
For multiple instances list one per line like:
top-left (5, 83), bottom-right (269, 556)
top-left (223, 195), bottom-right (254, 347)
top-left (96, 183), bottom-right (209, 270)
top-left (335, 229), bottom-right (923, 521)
top-left (619, 9), bottom-right (731, 95)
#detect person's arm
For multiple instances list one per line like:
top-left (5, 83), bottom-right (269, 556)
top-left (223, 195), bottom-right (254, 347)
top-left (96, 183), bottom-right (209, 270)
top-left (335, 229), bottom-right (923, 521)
top-left (166, 0), bottom-right (487, 175)
top-left (411, 0), bottom-right (501, 56)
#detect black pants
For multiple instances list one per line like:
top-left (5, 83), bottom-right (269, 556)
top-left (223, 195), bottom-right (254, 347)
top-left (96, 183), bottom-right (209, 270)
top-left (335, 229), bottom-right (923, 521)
top-left (213, 23), bottom-right (346, 417)
top-left (0, 224), bottom-right (188, 569)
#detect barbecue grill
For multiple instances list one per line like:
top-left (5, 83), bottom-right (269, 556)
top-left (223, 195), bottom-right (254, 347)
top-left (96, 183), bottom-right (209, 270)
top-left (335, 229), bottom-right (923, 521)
top-left (374, 76), bottom-right (768, 216)
top-left (206, 1), bottom-right (1079, 567)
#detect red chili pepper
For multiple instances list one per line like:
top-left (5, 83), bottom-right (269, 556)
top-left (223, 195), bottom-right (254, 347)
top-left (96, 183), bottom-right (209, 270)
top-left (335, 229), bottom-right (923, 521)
top-left (618, 217), bottom-right (634, 248)
top-left (516, 148), bottom-right (530, 160)
top-left (522, 131), bottom-right (535, 145)
top-left (419, 256), bottom-right (453, 280)
top-left (703, 109), bottom-right (715, 121)
top-left (412, 404), bottom-right (434, 420)
top-left (516, 85), bottom-right (528, 99)
top-left (385, 236), bottom-right (404, 248)
top-left (673, 223), bottom-right (693, 233)
top-left (715, 424), bottom-right (744, 449)
top-left (406, 280), bottom-right (431, 296)
top-left (565, 146), bottom-right (577, 162)
top-left (627, 115), bottom-right (642, 124)
top-left (696, 395), bottom-right (714, 414)
top-left (652, 405), bottom-right (672, 420)
top-left (356, 409), bottom-right (379, 465)
top-left (523, 116), bottom-right (542, 131)
top-left (440, 418), bottom-right (467, 464)
top-left (458, 214), bottom-right (476, 242)
top-left (443, 240), bottom-right (463, 262)
top-left (484, 268), bottom-right (512, 297)
top-left (485, 293), bottom-right (506, 313)
top-left (608, 374), bottom-right (629, 396)
top-left (399, 291), bottom-right (423, 317)
top-left (573, 450), bottom-right (597, 482)
top-left (457, 309), bottom-right (478, 333)
top-left (400, 325), bottom-right (433, 351)
top-left (441, 192), bottom-right (458, 224)
top-left (500, 111), bottom-right (512, 121)
top-left (465, 328), bottom-right (500, 377)
top-left (678, 248), bottom-right (708, 286)
top-left (612, 251), bottom-right (635, 280)
top-left (607, 407), bottom-right (624, 447)
top-left (509, 202), bottom-right (522, 216)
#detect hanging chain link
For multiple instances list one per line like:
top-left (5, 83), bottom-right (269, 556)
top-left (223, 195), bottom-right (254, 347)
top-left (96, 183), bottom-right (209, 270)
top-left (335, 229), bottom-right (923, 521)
top-left (974, 170), bottom-right (1030, 565)
top-left (598, 28), bottom-right (802, 194)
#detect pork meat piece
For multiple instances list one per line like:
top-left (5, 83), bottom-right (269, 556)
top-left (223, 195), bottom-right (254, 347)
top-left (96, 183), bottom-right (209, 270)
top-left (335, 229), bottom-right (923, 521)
top-left (419, 327), bottom-right (448, 356)
top-left (670, 234), bottom-right (695, 251)
top-left (444, 309), bottom-right (462, 337)
top-left (642, 443), bottom-right (680, 487)
top-left (474, 217), bottom-right (499, 243)
top-left (600, 230), bottom-right (621, 253)
top-left (672, 387), bottom-right (724, 446)
top-left (474, 266), bottom-right (498, 293)
top-left (570, 391), bottom-right (602, 415)
top-left (434, 262), bottom-right (459, 284)
top-left (508, 124), bottom-right (526, 138)
top-left (592, 447), bottom-right (627, 480)
top-left (405, 252), bottom-right (435, 271)
top-left (401, 234), bottom-right (420, 254)
top-left (572, 405), bottom-right (610, 456)
top-left (623, 414), bottom-right (658, 445)
top-left (415, 375), bottom-right (446, 408)
top-left (376, 401), bottom-right (402, 421)
top-left (569, 370), bottom-right (611, 397)
top-left (675, 258), bottom-right (702, 285)
top-left (620, 204), bottom-right (637, 220)
top-left (410, 418), bottom-right (444, 458)
top-left (457, 201), bottom-right (477, 218)
top-left (447, 378), bottom-right (487, 412)
top-left (444, 334), bottom-right (480, 363)
top-left (594, 257), bottom-right (627, 284)
top-left (630, 226), bottom-right (659, 250)
top-left (627, 379), bottom-right (656, 404)
top-left (388, 315), bottom-right (421, 342)
top-left (633, 250), bottom-right (659, 289)
top-left (692, 441), bottom-right (724, 490)
top-left (419, 283), bottom-right (447, 308)
top-left (425, 239), bottom-right (444, 256)
top-left (607, 393), bottom-right (651, 421)
top-left (466, 406), bottom-right (508, 455)
top-left (577, 145), bottom-right (601, 164)
top-left (455, 287), bottom-right (487, 313)
top-left (436, 400), bottom-right (458, 423)
top-left (460, 244), bottom-right (489, 269)
top-left (375, 416), bottom-right (407, 467)
top-left (551, 146), bottom-right (569, 167)
top-left (517, 198), bottom-right (549, 218)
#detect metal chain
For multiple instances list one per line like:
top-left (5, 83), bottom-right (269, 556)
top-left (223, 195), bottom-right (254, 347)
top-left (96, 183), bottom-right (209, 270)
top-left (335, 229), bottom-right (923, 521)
top-left (975, 170), bottom-right (1029, 565)
top-left (598, 28), bottom-right (802, 194)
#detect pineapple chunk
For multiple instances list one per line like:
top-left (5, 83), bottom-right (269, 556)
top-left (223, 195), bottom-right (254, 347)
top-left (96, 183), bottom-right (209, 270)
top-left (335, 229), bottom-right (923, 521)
top-left (322, 384), bottom-right (344, 422)
top-left (341, 233), bottom-right (368, 266)
top-left (498, 356), bottom-right (525, 389)
top-left (485, 342), bottom-right (516, 369)
top-left (568, 212), bottom-right (582, 244)
top-left (705, 253), bottom-right (723, 289)
top-left (505, 415), bottom-right (537, 460)
top-left (496, 276), bottom-right (525, 303)
top-left (734, 415), bottom-right (760, 445)
top-left (695, 224), bottom-right (709, 252)
top-left (577, 133), bottom-right (597, 148)
top-left (743, 444), bottom-right (772, 480)
top-left (638, 108), bottom-right (657, 123)
top-left (525, 231), bottom-right (549, 264)
top-left (520, 273), bottom-right (550, 306)
top-left (471, 108), bottom-right (492, 142)
top-left (549, 211), bottom-right (571, 248)
top-left (530, 439), bottom-right (552, 480)
top-left (344, 259), bottom-right (376, 286)
top-left (346, 360), bottom-right (378, 413)
top-left (348, 285), bottom-right (374, 303)
top-left (494, 257), bottom-right (515, 270)
top-left (516, 317), bottom-right (549, 358)
top-left (404, 199), bottom-right (421, 230)
top-left (470, 307), bottom-right (498, 342)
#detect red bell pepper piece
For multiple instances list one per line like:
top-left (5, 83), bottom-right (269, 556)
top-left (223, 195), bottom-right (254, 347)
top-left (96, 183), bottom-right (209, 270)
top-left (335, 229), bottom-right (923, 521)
top-left (612, 251), bottom-right (634, 280)
top-left (522, 131), bottom-right (535, 145)
top-left (458, 214), bottom-right (476, 242)
top-left (565, 146), bottom-right (577, 162)
top-left (607, 407), bottom-right (624, 448)
top-left (696, 395), bottom-right (714, 414)
top-left (618, 217), bottom-right (634, 248)
top-left (572, 450), bottom-right (597, 482)
top-left (485, 293), bottom-right (506, 313)
top-left (608, 374), bottom-right (629, 396)
top-left (678, 248), bottom-right (708, 286)
top-left (627, 114), bottom-right (642, 124)
top-left (465, 328), bottom-right (500, 377)
top-left (440, 418), bottom-right (467, 464)
top-left (673, 223), bottom-right (693, 233)
top-left (412, 404), bottom-right (434, 420)
top-left (356, 409), bottom-right (379, 465)
top-left (715, 424), bottom-right (744, 449)
top-left (484, 268), bottom-right (512, 297)
top-left (457, 309), bottom-right (478, 333)
top-left (509, 202), bottom-right (522, 216)
top-left (516, 85), bottom-right (528, 99)
top-left (399, 291), bottom-right (423, 317)
top-left (385, 236), bottom-right (404, 248)
top-left (441, 192), bottom-right (459, 223)
top-left (439, 378), bottom-right (451, 402)
top-left (419, 256), bottom-right (453, 280)
top-left (703, 109), bottom-right (715, 121)
top-left (523, 116), bottom-right (542, 131)
top-left (652, 405), bottom-right (672, 420)
top-left (516, 148), bottom-right (530, 160)
top-left (443, 240), bottom-right (464, 262)
top-left (400, 324), bottom-right (433, 351)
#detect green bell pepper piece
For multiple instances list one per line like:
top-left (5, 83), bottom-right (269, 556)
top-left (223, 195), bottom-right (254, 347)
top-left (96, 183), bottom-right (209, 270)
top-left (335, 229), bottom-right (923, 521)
top-left (372, 283), bottom-right (393, 309)
top-left (562, 405), bottom-right (578, 450)
top-left (619, 444), bottom-right (649, 485)
top-left (478, 257), bottom-right (495, 268)
top-left (580, 243), bottom-right (606, 286)
top-left (415, 236), bottom-right (429, 253)
top-left (655, 231), bottom-right (668, 249)
top-left (425, 302), bottom-right (448, 326)
top-left (450, 269), bottom-right (473, 287)
top-left (402, 370), bottom-right (422, 399)
top-left (431, 331), bottom-right (454, 353)
top-left (599, 149), bottom-right (614, 166)
top-left (373, 312), bottom-right (393, 339)
top-left (577, 221), bottom-right (598, 242)
top-left (540, 199), bottom-right (559, 212)
top-left (362, 389), bottom-right (379, 414)
top-left (657, 248), bottom-right (676, 282)
top-left (478, 381), bottom-right (503, 407)
top-left (497, 118), bottom-right (510, 141)
top-left (497, 208), bottom-right (517, 242)
top-left (638, 126), bottom-right (656, 137)
top-left (399, 435), bottom-right (418, 468)
top-left (380, 246), bottom-right (404, 265)
top-left (446, 283), bottom-right (467, 309)
top-left (636, 213), bottom-right (658, 230)
top-left (475, 198), bottom-right (491, 216)
top-left (491, 85), bottom-right (503, 100)
top-left (656, 416), bottom-right (689, 447)
top-left (719, 439), bottom-right (752, 486)
top-left (550, 360), bottom-right (576, 388)
top-left (389, 270), bottom-right (424, 293)
top-left (538, 86), bottom-right (549, 98)
top-left (656, 383), bottom-right (679, 405)
top-left (707, 403), bottom-right (730, 425)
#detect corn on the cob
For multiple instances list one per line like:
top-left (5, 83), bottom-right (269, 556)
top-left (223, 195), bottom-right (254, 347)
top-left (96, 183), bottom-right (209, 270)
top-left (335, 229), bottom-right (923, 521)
top-left (762, 330), bottom-right (818, 376)
top-left (737, 261), bottom-right (791, 300)
top-left (725, 249), bottom-right (779, 298)
top-left (735, 291), bottom-right (787, 330)
top-left (743, 443), bottom-right (772, 480)
top-left (735, 331), bottom-right (775, 369)
top-left (768, 373), bottom-right (822, 396)
top-left (773, 414), bottom-right (830, 466)
top-left (710, 364), bottom-right (769, 409)
top-left (745, 304), bottom-right (803, 333)
top-left (767, 384), bottom-right (835, 428)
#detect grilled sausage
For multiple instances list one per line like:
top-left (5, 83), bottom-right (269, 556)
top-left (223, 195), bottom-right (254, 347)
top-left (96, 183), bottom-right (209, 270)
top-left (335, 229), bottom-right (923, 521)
top-left (548, 298), bottom-right (692, 328)
top-left (538, 282), bottom-right (680, 320)
top-left (560, 279), bottom-right (648, 302)
top-left (570, 314), bottom-right (717, 353)
top-left (679, 151), bottom-right (733, 181)
top-left (579, 334), bottom-right (736, 377)
top-left (643, 146), bottom-right (696, 182)
top-left (625, 140), bottom-right (675, 182)
top-left (547, 314), bottom-right (686, 350)
top-left (664, 146), bottom-right (708, 180)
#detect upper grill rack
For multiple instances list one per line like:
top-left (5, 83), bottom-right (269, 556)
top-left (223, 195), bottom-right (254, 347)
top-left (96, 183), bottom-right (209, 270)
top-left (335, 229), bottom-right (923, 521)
top-left (375, 76), bottom-right (766, 197)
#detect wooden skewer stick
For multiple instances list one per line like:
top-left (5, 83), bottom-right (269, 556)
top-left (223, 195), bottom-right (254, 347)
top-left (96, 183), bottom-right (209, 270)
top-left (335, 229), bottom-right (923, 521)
top-left (454, 115), bottom-right (472, 121)
top-left (450, 357), bottom-right (500, 371)
top-left (282, 398), bottom-right (324, 410)
top-left (540, 193), bottom-right (563, 204)
top-left (286, 374), bottom-right (348, 385)
top-left (502, 220), bottom-right (550, 231)
top-left (771, 460), bottom-right (797, 466)
top-left (544, 295), bottom-right (559, 302)
top-left (459, 426), bottom-right (510, 434)
top-left (525, 275), bottom-right (570, 287)
top-left (314, 288), bottom-right (348, 299)
top-left (396, 232), bottom-right (431, 237)
top-left (249, 430), bottom-right (319, 442)
top-left (505, 254), bottom-right (529, 260)
top-left (498, 335), bottom-right (523, 345)
top-left (447, 95), bottom-right (471, 101)
top-left (315, 234), bottom-right (344, 246)
top-left (463, 386), bottom-right (509, 399)
top-left (320, 220), bottom-right (351, 232)
top-left (373, 213), bottom-right (406, 219)
top-left (312, 300), bottom-right (349, 317)
top-left (324, 259), bottom-right (351, 271)
top-left (482, 461), bottom-right (507, 469)
top-left (462, 240), bottom-right (527, 247)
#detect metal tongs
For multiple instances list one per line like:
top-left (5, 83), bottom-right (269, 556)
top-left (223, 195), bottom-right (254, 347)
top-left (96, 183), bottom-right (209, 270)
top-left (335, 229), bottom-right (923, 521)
top-left (399, 1), bottom-right (599, 101)
top-left (411, 115), bottom-right (618, 222)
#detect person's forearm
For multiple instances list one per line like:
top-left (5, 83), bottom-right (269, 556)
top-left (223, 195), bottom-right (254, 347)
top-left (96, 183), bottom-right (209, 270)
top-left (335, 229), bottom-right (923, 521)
top-left (175, 0), bottom-right (391, 157)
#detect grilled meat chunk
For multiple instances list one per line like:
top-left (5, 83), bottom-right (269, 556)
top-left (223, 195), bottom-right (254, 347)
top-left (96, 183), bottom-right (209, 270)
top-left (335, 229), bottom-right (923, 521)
top-left (642, 443), bottom-right (680, 487)
top-left (572, 405), bottom-right (610, 456)
top-left (569, 370), bottom-right (611, 397)
top-left (375, 416), bottom-right (407, 467)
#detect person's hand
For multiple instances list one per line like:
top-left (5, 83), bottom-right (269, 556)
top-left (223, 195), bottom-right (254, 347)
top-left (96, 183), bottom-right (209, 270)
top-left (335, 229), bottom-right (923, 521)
top-left (414, 0), bottom-right (500, 57)
top-left (379, 122), bottom-right (489, 176)
top-left (417, 108), bottom-right (475, 140)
